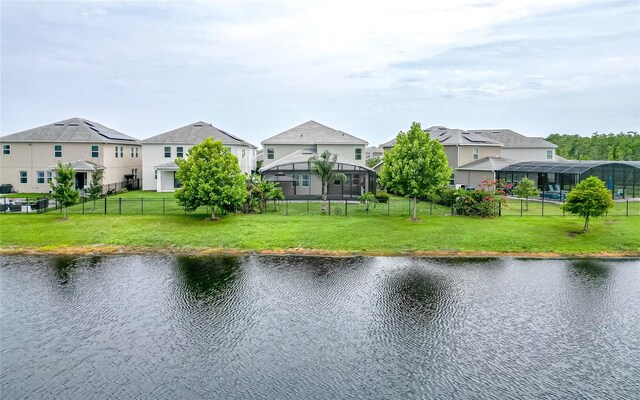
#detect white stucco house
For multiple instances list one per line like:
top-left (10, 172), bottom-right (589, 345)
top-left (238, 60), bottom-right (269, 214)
top-left (0, 117), bottom-right (141, 193)
top-left (141, 121), bottom-right (257, 192)
top-left (260, 120), bottom-right (376, 199)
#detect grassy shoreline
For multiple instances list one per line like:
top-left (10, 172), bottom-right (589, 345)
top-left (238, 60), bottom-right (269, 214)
top-left (1, 211), bottom-right (639, 257)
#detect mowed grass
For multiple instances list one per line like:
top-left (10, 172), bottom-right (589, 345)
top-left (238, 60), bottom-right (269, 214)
top-left (1, 211), bottom-right (639, 255)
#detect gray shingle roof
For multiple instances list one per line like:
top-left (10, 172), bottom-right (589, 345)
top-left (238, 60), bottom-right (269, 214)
top-left (1, 118), bottom-right (138, 143)
top-left (468, 129), bottom-right (557, 148)
top-left (143, 121), bottom-right (257, 148)
top-left (47, 160), bottom-right (105, 171)
top-left (456, 157), bottom-right (517, 171)
top-left (260, 149), bottom-right (374, 172)
top-left (261, 120), bottom-right (368, 146)
top-left (380, 126), bottom-right (502, 149)
top-left (155, 160), bottom-right (178, 170)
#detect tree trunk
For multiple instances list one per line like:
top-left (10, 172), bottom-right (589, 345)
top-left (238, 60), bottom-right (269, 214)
top-left (321, 181), bottom-right (328, 214)
top-left (63, 206), bottom-right (67, 220)
top-left (583, 213), bottom-right (590, 231)
top-left (211, 207), bottom-right (216, 220)
top-left (412, 196), bottom-right (417, 220)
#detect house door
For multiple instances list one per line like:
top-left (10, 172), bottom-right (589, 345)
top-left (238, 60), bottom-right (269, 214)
top-left (75, 172), bottom-right (86, 189)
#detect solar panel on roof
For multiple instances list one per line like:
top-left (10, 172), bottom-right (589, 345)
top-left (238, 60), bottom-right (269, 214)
top-left (464, 136), bottom-right (488, 143)
top-left (84, 121), bottom-right (95, 127)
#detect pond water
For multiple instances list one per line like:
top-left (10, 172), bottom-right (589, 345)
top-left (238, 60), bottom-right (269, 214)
top-left (1, 255), bottom-right (639, 399)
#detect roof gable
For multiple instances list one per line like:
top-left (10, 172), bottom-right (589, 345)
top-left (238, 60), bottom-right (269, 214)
top-left (1, 118), bottom-right (138, 143)
top-left (262, 120), bottom-right (368, 146)
top-left (142, 121), bottom-right (256, 148)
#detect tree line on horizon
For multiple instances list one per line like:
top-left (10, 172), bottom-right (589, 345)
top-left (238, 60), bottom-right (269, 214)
top-left (545, 132), bottom-right (640, 161)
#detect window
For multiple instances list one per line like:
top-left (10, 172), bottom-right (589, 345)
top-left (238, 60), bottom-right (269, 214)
top-left (2, 144), bottom-right (10, 155)
top-left (154, 170), bottom-right (157, 180)
top-left (131, 169), bottom-right (138, 179)
top-left (450, 173), bottom-right (455, 185)
top-left (242, 148), bottom-right (246, 158)
top-left (47, 171), bottom-right (52, 182)
top-left (130, 147), bottom-right (139, 157)
top-left (292, 174), bottom-right (299, 187)
top-left (19, 171), bottom-right (27, 184)
top-left (54, 145), bottom-right (62, 157)
top-left (302, 174), bottom-right (310, 187)
top-left (334, 178), bottom-right (343, 186)
top-left (91, 145), bottom-right (99, 158)
top-left (177, 147), bottom-right (184, 158)
top-left (547, 150), bottom-right (553, 160)
top-left (36, 171), bottom-right (45, 184)
top-left (267, 148), bottom-right (274, 160)
top-left (472, 147), bottom-right (479, 160)
top-left (120, 146), bottom-right (124, 158)
top-left (164, 147), bottom-right (171, 158)
top-left (115, 146), bottom-right (119, 158)
top-left (355, 148), bottom-right (362, 160)
top-left (352, 175), bottom-right (360, 186)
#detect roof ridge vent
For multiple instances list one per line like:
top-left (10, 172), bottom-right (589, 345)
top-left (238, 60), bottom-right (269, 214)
top-left (54, 123), bottom-right (64, 126)
top-left (69, 123), bottom-right (79, 126)
top-left (194, 124), bottom-right (203, 127)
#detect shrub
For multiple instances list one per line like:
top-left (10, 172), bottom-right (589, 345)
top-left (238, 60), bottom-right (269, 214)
top-left (453, 179), bottom-right (507, 218)
top-left (375, 190), bottom-right (390, 203)
top-left (435, 186), bottom-right (457, 207)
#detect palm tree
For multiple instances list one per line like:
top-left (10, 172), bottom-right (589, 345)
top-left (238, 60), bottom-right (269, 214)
top-left (310, 150), bottom-right (347, 214)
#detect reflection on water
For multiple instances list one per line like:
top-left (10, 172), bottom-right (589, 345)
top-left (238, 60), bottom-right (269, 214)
top-left (1, 255), bottom-right (639, 399)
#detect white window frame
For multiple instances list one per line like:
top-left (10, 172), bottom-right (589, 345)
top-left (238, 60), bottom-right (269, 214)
top-left (2, 144), bottom-right (10, 155)
top-left (47, 171), bottom-right (53, 182)
top-left (119, 146), bottom-right (123, 158)
top-left (164, 147), bottom-right (171, 158)
top-left (91, 145), bottom-right (99, 158)
top-left (267, 147), bottom-right (274, 160)
top-left (547, 150), bottom-right (553, 160)
top-left (176, 146), bottom-right (184, 158)
top-left (19, 171), bottom-right (27, 184)
top-left (132, 168), bottom-right (138, 179)
top-left (36, 171), bottom-right (45, 184)
top-left (115, 146), bottom-right (119, 158)
top-left (54, 144), bottom-right (62, 158)
top-left (302, 174), bottom-right (310, 187)
top-left (355, 148), bottom-right (362, 160)
top-left (472, 147), bottom-right (479, 160)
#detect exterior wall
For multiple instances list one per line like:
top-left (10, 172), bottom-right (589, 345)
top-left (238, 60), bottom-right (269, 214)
top-left (501, 147), bottom-right (555, 161)
top-left (157, 170), bottom-right (177, 192)
top-left (262, 144), bottom-right (313, 164)
top-left (0, 141), bottom-right (140, 193)
top-left (142, 143), bottom-right (255, 192)
top-left (443, 146), bottom-right (458, 168)
top-left (454, 169), bottom-right (496, 187)
top-left (458, 145), bottom-right (501, 167)
top-left (316, 144), bottom-right (366, 166)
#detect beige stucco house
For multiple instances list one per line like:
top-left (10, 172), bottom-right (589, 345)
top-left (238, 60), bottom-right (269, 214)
top-left (0, 118), bottom-right (141, 193)
top-left (260, 120), bottom-right (376, 199)
top-left (141, 121), bottom-right (257, 192)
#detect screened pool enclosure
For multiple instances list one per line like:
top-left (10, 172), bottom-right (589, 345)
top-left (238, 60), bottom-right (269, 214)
top-left (497, 161), bottom-right (640, 199)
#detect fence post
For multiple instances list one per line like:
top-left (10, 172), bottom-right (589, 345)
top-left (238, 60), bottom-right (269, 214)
top-left (163, 198), bottom-right (165, 215)
top-left (307, 199), bottom-right (309, 215)
top-left (141, 198), bottom-right (144, 215)
top-left (387, 199), bottom-right (390, 216)
top-left (104, 197), bottom-right (107, 214)
top-left (627, 199), bottom-right (629, 217)
top-left (286, 200), bottom-right (288, 216)
top-left (498, 201), bottom-right (501, 217)
top-left (26, 197), bottom-right (29, 214)
top-left (520, 199), bottom-right (523, 217)
top-left (328, 200), bottom-right (331, 215)
top-left (345, 200), bottom-right (347, 216)
top-left (541, 191), bottom-right (544, 217)
top-left (82, 196), bottom-right (85, 214)
top-left (563, 197), bottom-right (565, 217)
top-left (430, 201), bottom-right (432, 216)
top-left (119, 197), bottom-right (122, 214)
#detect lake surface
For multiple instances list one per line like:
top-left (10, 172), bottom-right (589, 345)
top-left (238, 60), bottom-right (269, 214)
top-left (1, 255), bottom-right (639, 399)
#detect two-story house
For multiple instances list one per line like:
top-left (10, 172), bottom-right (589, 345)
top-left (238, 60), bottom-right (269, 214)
top-left (0, 117), bottom-right (141, 193)
top-left (260, 120), bottom-right (376, 199)
top-left (141, 121), bottom-right (257, 192)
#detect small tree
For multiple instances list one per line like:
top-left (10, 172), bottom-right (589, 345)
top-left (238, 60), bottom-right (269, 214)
top-left (562, 176), bottom-right (614, 231)
top-left (268, 185), bottom-right (285, 211)
top-left (379, 122), bottom-right (452, 220)
top-left (513, 176), bottom-right (539, 211)
top-left (50, 162), bottom-right (80, 219)
top-left (87, 168), bottom-right (104, 210)
top-left (360, 192), bottom-right (378, 215)
top-left (366, 156), bottom-right (382, 168)
top-left (175, 138), bottom-right (247, 220)
top-left (310, 150), bottom-right (347, 214)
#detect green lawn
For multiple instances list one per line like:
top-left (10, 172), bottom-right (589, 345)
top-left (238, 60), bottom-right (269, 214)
top-left (1, 211), bottom-right (638, 256)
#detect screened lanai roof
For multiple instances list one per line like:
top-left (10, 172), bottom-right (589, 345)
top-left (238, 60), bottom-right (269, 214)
top-left (499, 161), bottom-right (640, 174)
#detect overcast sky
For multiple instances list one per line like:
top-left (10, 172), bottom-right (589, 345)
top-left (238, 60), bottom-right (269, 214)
top-left (1, 0), bottom-right (639, 146)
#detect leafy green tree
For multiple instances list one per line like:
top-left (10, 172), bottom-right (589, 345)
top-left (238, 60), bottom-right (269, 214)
top-left (175, 138), bottom-right (247, 220)
top-left (562, 176), bottom-right (614, 231)
top-left (87, 168), bottom-right (104, 210)
top-left (50, 162), bottom-right (80, 219)
top-left (310, 150), bottom-right (347, 214)
top-left (512, 176), bottom-right (539, 211)
top-left (366, 156), bottom-right (382, 168)
top-left (268, 185), bottom-right (285, 211)
top-left (359, 192), bottom-right (378, 215)
top-left (379, 122), bottom-right (452, 220)
top-left (246, 174), bottom-right (284, 213)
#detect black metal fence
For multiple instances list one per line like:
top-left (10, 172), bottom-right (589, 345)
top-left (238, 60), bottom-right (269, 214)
top-left (2, 192), bottom-right (639, 217)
